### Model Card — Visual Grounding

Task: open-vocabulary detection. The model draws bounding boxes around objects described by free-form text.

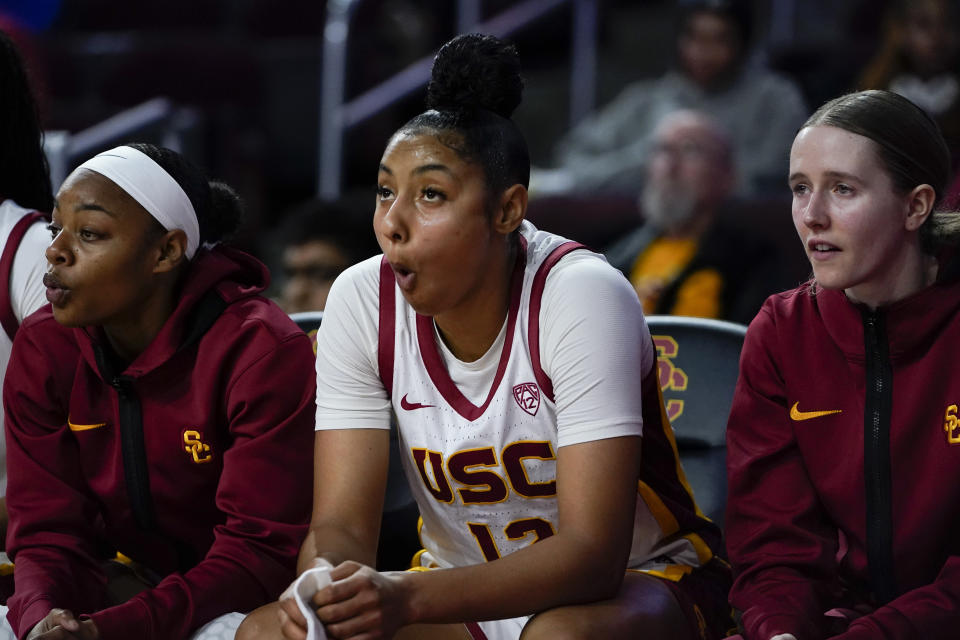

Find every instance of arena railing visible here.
[318,0,599,199]
[43,97,201,191]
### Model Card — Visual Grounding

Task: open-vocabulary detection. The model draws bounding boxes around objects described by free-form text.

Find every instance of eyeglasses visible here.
[651,141,710,160]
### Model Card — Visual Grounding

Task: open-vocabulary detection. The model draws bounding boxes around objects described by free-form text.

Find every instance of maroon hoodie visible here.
[4,246,316,639]
[727,279,960,639]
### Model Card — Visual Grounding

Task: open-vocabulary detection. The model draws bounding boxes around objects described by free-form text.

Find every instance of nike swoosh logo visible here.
[400,394,434,411]
[68,417,107,431]
[790,402,842,421]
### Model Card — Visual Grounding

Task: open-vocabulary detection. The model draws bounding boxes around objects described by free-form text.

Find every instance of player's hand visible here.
[278,597,310,640]
[312,561,412,640]
[27,609,100,639]
[278,557,336,640]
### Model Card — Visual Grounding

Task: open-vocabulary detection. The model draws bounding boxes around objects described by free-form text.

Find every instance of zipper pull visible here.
[111,376,129,396]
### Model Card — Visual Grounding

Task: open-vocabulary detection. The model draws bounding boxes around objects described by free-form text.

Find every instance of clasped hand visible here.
[279,560,412,640]
[27,609,99,640]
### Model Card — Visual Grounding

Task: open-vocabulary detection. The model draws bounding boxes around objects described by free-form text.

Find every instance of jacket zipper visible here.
[111,375,156,531]
[862,310,897,603]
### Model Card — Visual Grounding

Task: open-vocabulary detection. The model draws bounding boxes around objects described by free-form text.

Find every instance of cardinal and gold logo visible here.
[182,429,213,464]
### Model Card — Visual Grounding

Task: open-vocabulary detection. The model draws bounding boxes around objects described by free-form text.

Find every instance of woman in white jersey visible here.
[239,33,731,640]
[0,29,56,558]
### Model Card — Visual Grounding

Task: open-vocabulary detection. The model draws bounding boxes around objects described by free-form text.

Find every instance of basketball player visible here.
[0,28,55,551]
[240,33,731,640]
[2,144,316,639]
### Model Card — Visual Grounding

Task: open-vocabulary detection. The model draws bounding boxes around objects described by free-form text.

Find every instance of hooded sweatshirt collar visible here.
[75,245,270,380]
[818,274,960,364]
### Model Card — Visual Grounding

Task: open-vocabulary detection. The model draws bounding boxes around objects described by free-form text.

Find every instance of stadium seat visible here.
[645,315,748,528]
[290,310,324,354]
[289,310,421,570]
[289,310,325,329]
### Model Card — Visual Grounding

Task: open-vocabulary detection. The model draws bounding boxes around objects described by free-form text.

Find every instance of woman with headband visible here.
[240,33,731,640]
[0,144,316,639]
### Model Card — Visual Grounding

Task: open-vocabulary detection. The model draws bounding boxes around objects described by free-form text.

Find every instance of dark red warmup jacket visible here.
[727,279,960,640]
[4,246,316,639]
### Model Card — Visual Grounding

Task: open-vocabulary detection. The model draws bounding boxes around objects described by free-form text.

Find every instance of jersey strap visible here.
[464,622,490,640]
[0,211,47,342]
[528,241,588,402]
[378,256,397,398]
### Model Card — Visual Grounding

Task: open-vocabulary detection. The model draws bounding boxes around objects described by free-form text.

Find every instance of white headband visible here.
[77,145,201,259]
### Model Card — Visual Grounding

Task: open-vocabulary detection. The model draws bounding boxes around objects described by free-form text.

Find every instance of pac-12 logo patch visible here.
[513,382,541,416]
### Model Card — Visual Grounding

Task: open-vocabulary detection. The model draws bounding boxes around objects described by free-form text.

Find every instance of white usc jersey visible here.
[0,200,48,495]
[380,228,576,567]
[0,199,47,346]
[373,224,713,572]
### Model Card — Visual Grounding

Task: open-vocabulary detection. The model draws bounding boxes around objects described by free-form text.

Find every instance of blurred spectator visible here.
[765,0,891,111]
[531,0,807,198]
[270,195,418,574]
[858,0,960,159]
[603,109,780,324]
[273,197,378,313]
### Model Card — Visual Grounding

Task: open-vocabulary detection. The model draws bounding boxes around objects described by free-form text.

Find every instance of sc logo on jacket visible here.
[182,429,213,463]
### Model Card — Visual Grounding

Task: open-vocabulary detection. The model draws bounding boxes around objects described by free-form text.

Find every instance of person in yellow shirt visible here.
[605,110,780,323]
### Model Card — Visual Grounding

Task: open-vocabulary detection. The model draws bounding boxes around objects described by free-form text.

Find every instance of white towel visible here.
[281,565,332,640]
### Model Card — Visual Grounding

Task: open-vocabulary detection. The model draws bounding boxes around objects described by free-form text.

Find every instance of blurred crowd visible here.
[2,0,960,321]
[1,2,959,637]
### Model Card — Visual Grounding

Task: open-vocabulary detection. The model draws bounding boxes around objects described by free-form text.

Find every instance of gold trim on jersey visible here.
[682,533,714,566]
[653,382,708,521]
[628,564,694,582]
[409,548,430,570]
[638,480,680,536]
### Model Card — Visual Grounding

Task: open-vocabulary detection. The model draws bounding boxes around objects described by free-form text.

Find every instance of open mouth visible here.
[390,262,417,291]
[43,272,70,305]
[809,241,840,254]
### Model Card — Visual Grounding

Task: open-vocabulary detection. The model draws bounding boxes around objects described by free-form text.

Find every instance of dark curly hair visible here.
[396,33,530,200]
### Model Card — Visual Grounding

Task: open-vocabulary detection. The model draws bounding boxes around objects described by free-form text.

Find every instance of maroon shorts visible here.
[462,560,735,640]
[658,560,735,640]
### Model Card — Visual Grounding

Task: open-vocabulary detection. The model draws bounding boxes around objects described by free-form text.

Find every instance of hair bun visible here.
[426,33,523,119]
